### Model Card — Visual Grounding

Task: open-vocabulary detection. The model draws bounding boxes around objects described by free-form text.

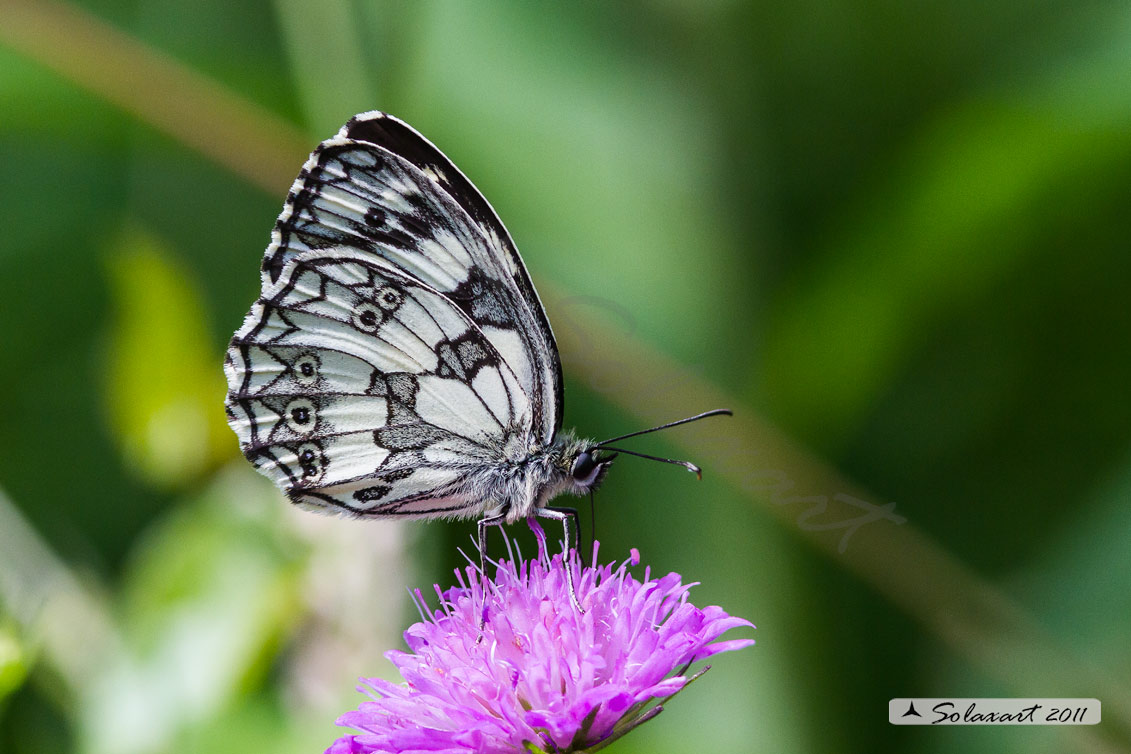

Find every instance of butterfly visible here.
[224,111,730,610]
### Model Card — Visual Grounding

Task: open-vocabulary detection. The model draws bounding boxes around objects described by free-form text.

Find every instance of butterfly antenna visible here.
[592,409,732,447]
[598,447,705,479]
[590,409,731,480]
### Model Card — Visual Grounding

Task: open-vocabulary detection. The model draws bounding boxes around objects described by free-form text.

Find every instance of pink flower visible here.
[326,539,754,754]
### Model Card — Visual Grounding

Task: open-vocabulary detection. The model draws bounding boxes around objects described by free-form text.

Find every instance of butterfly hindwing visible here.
[225,249,531,517]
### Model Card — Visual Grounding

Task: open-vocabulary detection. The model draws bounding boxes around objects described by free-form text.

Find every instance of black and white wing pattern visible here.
[224,112,561,517]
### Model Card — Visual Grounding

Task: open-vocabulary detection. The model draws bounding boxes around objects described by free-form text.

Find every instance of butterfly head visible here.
[567,447,617,493]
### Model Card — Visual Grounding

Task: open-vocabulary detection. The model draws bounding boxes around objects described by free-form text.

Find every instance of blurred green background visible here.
[2,1,1130,752]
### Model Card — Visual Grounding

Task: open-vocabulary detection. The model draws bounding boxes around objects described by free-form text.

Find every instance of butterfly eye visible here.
[352,303,384,332]
[571,451,598,482]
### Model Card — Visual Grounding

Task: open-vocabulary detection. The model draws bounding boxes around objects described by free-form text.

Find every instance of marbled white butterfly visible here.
[224,112,729,609]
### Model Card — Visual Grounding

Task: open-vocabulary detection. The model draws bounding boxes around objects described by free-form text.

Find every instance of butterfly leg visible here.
[477,512,508,581]
[475,512,507,632]
[535,506,584,614]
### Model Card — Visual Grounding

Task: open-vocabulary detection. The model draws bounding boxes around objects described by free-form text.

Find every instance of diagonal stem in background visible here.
[0,0,312,195]
[1,0,1127,749]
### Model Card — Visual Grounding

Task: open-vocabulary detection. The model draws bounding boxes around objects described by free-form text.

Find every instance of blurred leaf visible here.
[81,470,304,754]
[0,486,122,697]
[175,695,322,754]
[1016,449,1131,682]
[117,472,299,652]
[762,93,1131,449]
[0,623,30,705]
[102,228,232,488]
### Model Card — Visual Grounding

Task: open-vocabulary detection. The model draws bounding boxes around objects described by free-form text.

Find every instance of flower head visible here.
[326,539,754,754]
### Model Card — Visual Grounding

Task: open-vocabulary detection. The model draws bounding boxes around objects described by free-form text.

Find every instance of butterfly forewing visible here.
[335,113,564,434]
[261,112,559,441]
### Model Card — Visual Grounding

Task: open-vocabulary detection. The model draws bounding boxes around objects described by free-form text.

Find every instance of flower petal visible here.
[325,542,754,754]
